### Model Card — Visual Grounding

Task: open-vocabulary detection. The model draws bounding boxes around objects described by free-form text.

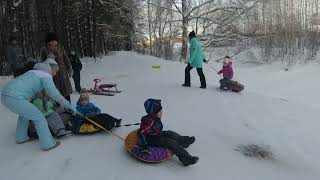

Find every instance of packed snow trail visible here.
[0,52,319,180]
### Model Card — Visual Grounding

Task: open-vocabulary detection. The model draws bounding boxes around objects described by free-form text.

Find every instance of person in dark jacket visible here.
[137,99,198,166]
[69,50,82,93]
[5,37,25,77]
[40,32,73,102]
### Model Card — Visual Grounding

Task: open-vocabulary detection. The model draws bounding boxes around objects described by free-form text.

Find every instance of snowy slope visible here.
[0,51,320,180]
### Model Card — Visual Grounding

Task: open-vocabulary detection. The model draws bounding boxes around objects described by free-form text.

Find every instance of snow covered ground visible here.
[1,51,320,180]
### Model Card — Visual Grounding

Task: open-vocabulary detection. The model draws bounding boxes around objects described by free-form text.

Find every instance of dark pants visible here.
[12,67,25,78]
[13,69,21,78]
[219,78,232,90]
[64,95,71,102]
[73,71,81,92]
[146,131,192,163]
[91,113,120,130]
[184,64,206,87]
[12,62,35,78]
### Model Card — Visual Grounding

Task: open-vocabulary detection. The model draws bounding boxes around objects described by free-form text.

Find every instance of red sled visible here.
[88,78,122,96]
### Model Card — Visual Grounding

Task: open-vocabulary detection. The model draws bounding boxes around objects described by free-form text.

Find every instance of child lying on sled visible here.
[137,99,199,166]
[69,89,121,134]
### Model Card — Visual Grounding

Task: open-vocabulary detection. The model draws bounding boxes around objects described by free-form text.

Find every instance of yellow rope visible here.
[77,113,125,141]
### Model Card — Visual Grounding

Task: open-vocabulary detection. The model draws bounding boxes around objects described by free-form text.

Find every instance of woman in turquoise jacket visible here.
[1,58,77,150]
[183,31,207,88]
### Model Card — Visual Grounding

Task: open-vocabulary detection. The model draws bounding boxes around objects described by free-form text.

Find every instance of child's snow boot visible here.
[182,136,195,148]
[181,156,199,166]
[56,129,72,139]
[114,119,122,128]
[187,156,199,166]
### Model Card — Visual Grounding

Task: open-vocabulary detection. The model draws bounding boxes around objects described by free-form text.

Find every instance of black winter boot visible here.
[181,136,195,148]
[114,119,122,128]
[180,156,199,166]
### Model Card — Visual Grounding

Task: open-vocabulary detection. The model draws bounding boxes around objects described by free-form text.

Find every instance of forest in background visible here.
[0,0,135,61]
[136,0,320,63]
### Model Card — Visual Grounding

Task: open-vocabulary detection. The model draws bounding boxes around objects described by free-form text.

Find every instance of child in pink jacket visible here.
[218,56,234,90]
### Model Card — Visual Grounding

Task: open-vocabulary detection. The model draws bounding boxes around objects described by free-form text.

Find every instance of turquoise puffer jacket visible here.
[188,37,204,68]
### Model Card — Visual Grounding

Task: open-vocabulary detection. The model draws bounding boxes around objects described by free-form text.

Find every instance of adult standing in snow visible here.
[1,59,77,151]
[5,36,25,77]
[40,32,73,102]
[182,31,207,89]
[69,50,82,93]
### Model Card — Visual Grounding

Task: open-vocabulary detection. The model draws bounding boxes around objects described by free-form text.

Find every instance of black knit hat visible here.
[45,32,59,44]
[189,30,196,39]
[225,55,231,59]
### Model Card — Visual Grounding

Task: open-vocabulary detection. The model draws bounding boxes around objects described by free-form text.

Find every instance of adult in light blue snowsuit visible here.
[1,58,77,150]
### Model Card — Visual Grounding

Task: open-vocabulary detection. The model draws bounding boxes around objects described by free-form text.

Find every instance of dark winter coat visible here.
[137,114,163,147]
[69,54,82,72]
[5,45,24,70]
[40,45,73,97]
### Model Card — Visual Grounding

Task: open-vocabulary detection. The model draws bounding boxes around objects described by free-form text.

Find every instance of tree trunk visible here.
[180,0,188,62]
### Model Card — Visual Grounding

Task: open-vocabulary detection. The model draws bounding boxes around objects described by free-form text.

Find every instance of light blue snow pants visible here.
[1,94,56,150]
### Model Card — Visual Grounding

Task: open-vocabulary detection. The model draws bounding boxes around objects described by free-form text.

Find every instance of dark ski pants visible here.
[219,78,232,90]
[184,64,206,88]
[147,131,193,163]
[64,95,71,103]
[73,71,81,92]
[12,67,26,78]
[91,113,120,130]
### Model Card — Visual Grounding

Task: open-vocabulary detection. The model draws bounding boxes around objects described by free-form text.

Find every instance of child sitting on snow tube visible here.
[1,58,77,151]
[27,90,72,138]
[69,90,121,134]
[218,56,234,90]
[137,99,198,166]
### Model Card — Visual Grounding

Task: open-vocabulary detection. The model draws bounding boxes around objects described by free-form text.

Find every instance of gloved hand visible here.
[64,103,77,115]
[47,53,56,60]
[69,70,74,77]
[203,59,207,63]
